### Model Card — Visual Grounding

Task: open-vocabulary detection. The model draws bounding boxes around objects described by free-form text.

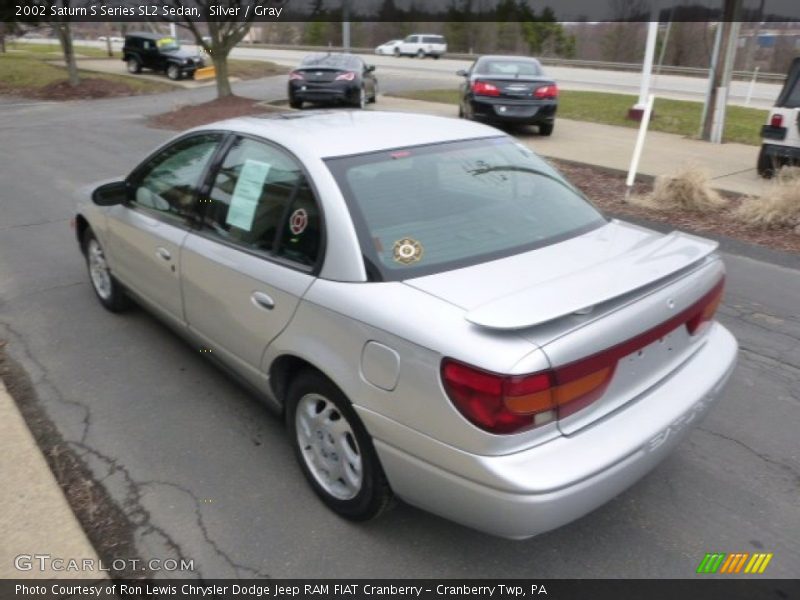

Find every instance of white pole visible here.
[745,65,759,106]
[170,22,177,39]
[633,22,659,112]
[626,94,656,198]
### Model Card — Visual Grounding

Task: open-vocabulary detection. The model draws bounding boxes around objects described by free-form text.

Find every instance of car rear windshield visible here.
[326,137,605,281]
[301,54,360,70]
[476,59,542,77]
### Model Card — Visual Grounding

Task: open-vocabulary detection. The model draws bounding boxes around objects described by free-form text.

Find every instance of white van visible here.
[395,34,447,59]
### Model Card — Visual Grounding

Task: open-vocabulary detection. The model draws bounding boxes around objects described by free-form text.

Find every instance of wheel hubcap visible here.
[295,393,363,500]
[87,240,112,300]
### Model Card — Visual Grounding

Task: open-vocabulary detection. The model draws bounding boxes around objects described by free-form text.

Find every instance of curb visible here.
[0,379,104,579]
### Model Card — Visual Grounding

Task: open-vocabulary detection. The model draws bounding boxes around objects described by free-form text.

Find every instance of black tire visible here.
[82,229,130,313]
[369,83,378,104]
[289,97,303,110]
[354,86,367,109]
[393,48,400,57]
[126,57,141,74]
[539,122,554,136]
[757,146,776,178]
[166,64,181,81]
[416,49,425,59]
[458,104,464,119]
[286,369,393,521]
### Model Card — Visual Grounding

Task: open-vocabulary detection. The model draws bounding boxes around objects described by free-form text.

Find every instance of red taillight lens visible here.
[534,84,559,99]
[770,114,784,128]
[442,277,725,434]
[289,71,304,81]
[335,71,356,81]
[472,80,500,96]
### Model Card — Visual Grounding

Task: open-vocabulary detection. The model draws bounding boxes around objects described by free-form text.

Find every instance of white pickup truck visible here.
[395,34,447,59]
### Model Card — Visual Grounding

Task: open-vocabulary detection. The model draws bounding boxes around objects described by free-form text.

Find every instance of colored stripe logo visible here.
[696,552,773,574]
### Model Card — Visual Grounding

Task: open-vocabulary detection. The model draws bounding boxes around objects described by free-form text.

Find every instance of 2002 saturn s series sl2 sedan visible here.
[75,111,738,539]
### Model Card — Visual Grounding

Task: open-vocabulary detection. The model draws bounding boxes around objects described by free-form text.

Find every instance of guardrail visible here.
[244,42,786,83]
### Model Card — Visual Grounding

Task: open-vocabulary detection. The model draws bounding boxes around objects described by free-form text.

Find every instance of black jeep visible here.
[122,32,205,81]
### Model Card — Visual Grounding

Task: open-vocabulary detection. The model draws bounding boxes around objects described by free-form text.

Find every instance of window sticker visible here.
[393,237,424,265]
[157,37,177,48]
[289,208,308,235]
[226,159,271,231]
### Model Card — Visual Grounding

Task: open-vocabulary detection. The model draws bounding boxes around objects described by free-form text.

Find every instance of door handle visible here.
[251,291,275,311]
[155,247,172,261]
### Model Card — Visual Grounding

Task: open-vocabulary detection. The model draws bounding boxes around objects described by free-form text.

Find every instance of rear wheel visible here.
[286,370,393,520]
[757,146,776,178]
[539,123,554,136]
[166,64,181,81]
[126,58,141,74]
[83,230,130,313]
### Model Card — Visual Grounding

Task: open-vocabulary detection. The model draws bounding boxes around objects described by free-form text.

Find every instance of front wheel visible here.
[126,58,141,74]
[287,370,393,521]
[355,86,367,109]
[83,230,130,313]
[166,64,181,81]
[416,49,425,59]
[289,97,303,110]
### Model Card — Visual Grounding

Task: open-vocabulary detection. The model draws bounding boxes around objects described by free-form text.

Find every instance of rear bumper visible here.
[761,142,800,160]
[469,97,557,124]
[366,323,738,539]
[289,81,358,104]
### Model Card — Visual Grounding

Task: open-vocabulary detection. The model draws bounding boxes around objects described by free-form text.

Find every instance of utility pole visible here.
[342,0,351,51]
[701,0,743,142]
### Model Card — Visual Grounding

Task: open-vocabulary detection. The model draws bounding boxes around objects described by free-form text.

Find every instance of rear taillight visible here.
[534,84,559,99]
[770,114,784,128]
[472,81,500,96]
[289,71,304,81]
[442,277,725,434]
[335,71,356,81]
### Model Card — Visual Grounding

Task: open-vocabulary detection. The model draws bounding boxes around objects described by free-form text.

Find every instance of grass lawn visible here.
[227,58,288,79]
[6,41,110,59]
[0,54,172,97]
[389,88,768,146]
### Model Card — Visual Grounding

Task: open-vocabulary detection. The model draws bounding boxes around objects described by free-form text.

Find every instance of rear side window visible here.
[423,36,444,44]
[477,59,542,77]
[201,137,321,267]
[326,138,604,280]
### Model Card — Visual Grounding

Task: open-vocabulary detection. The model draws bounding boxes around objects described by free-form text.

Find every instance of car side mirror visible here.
[92,180,129,206]
[456,69,468,77]
[367,65,376,72]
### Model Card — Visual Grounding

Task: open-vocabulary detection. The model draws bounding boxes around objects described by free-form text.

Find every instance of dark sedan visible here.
[288,53,378,110]
[457,55,558,135]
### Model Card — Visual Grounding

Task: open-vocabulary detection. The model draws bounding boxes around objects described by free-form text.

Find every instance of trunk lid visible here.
[404,220,717,330]
[296,68,346,83]
[406,220,723,434]
[474,76,553,100]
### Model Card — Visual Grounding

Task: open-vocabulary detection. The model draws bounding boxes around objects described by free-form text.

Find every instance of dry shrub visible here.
[734,167,800,230]
[629,167,727,213]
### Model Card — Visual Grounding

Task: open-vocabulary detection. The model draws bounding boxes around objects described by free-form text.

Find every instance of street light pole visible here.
[342,0,351,51]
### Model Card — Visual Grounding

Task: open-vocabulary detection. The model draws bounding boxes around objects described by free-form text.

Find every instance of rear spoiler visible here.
[465,231,718,330]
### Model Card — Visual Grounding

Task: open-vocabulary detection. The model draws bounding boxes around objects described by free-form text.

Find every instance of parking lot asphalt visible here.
[0,76,798,578]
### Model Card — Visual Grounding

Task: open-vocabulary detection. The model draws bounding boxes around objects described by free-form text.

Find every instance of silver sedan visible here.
[75,111,737,538]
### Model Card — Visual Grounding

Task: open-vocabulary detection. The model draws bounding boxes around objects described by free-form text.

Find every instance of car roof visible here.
[125,32,165,40]
[476,55,541,63]
[198,111,504,159]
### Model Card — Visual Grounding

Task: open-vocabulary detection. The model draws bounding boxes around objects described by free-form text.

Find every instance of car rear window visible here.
[301,53,360,70]
[477,59,542,77]
[326,137,605,280]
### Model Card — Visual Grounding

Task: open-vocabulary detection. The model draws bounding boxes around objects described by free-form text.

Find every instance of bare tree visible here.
[160,0,285,99]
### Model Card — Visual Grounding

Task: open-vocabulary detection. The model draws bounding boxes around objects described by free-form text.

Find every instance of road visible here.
[17,38,784,108]
[0,77,798,579]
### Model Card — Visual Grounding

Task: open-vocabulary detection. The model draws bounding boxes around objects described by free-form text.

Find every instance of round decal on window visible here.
[393,237,424,265]
[289,208,308,235]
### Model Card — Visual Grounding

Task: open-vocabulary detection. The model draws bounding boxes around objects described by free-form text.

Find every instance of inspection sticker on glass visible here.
[226,159,270,231]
